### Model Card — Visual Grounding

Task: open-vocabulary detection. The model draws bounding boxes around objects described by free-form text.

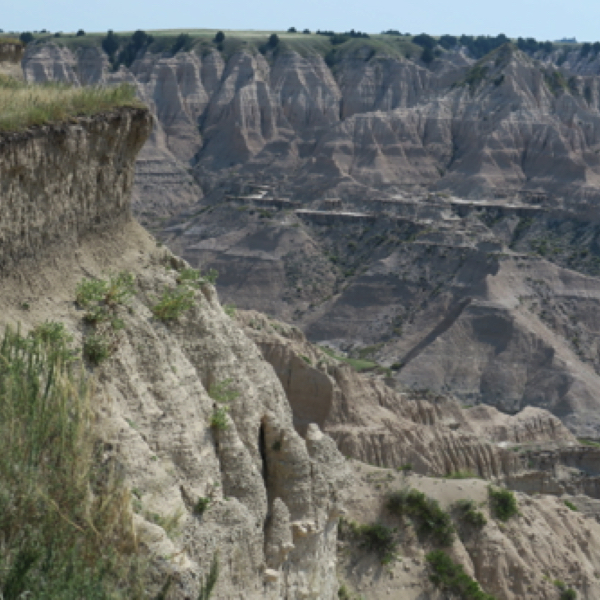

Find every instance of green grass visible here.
[578,438,600,448]
[444,470,479,479]
[564,500,578,512]
[0,77,142,132]
[11,28,422,66]
[319,346,379,372]
[0,326,146,598]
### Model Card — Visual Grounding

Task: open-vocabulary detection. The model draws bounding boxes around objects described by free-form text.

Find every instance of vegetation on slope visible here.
[0,326,146,598]
[0,76,142,132]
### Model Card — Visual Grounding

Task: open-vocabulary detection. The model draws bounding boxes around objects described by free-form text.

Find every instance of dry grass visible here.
[0,77,142,132]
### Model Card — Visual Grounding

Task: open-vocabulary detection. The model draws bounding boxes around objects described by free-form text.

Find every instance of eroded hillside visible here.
[0,106,349,599]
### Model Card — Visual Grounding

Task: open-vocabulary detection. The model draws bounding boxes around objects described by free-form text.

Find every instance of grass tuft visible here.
[0,78,142,132]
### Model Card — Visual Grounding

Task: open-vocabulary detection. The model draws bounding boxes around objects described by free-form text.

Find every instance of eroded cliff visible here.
[0,109,349,599]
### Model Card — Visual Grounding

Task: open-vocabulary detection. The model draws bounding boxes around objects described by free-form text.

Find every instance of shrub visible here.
[223,303,237,318]
[488,486,518,521]
[29,320,76,364]
[209,379,239,431]
[194,497,211,515]
[454,499,487,528]
[214,31,225,43]
[176,267,218,287]
[396,463,413,472]
[338,584,351,599]
[152,285,195,321]
[426,550,495,599]
[445,470,479,479]
[83,332,111,364]
[268,33,280,47]
[19,32,34,44]
[387,488,455,546]
[340,519,397,564]
[555,580,577,599]
[287,27,296,33]
[0,326,146,597]
[76,29,85,36]
[564,500,578,512]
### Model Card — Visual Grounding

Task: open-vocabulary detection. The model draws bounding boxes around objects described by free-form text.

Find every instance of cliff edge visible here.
[0,105,349,598]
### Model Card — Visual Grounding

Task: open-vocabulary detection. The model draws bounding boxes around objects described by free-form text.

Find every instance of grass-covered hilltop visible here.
[2,26,595,70]
[0,76,141,132]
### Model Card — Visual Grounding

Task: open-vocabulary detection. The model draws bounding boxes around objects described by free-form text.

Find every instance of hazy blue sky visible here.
[3,0,597,42]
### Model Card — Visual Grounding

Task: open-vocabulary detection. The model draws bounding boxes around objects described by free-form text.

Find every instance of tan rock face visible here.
[0,108,151,271]
[341,462,600,600]
[237,310,581,481]
[0,114,349,599]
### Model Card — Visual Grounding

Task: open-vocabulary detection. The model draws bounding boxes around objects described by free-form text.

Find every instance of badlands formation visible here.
[7,31,600,598]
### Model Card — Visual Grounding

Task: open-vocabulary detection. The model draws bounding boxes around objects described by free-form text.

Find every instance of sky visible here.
[3,0,598,43]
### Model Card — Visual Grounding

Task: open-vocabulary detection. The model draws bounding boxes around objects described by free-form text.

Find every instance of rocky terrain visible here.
[0,105,350,599]
[12,35,600,597]
[20,33,600,436]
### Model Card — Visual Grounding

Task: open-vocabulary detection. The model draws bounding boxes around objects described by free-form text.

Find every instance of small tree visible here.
[268,33,280,47]
[287,27,296,33]
[102,30,119,57]
[76,29,85,36]
[303,29,311,34]
[131,29,149,49]
[421,47,434,64]
[19,32,34,44]
[214,31,225,43]
[171,33,191,54]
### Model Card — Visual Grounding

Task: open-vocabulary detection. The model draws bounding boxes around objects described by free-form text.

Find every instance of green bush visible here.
[564,500,578,512]
[223,303,237,318]
[194,497,211,516]
[554,580,577,599]
[488,486,518,521]
[176,267,218,287]
[208,379,239,431]
[83,332,111,365]
[426,550,495,599]
[453,499,487,528]
[0,326,146,598]
[342,520,397,564]
[152,285,195,321]
[76,272,135,310]
[387,488,455,546]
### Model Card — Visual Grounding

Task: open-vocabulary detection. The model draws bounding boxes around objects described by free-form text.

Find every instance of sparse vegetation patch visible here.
[0,326,146,597]
[488,486,518,521]
[427,550,496,599]
[387,488,455,546]
[0,77,141,132]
